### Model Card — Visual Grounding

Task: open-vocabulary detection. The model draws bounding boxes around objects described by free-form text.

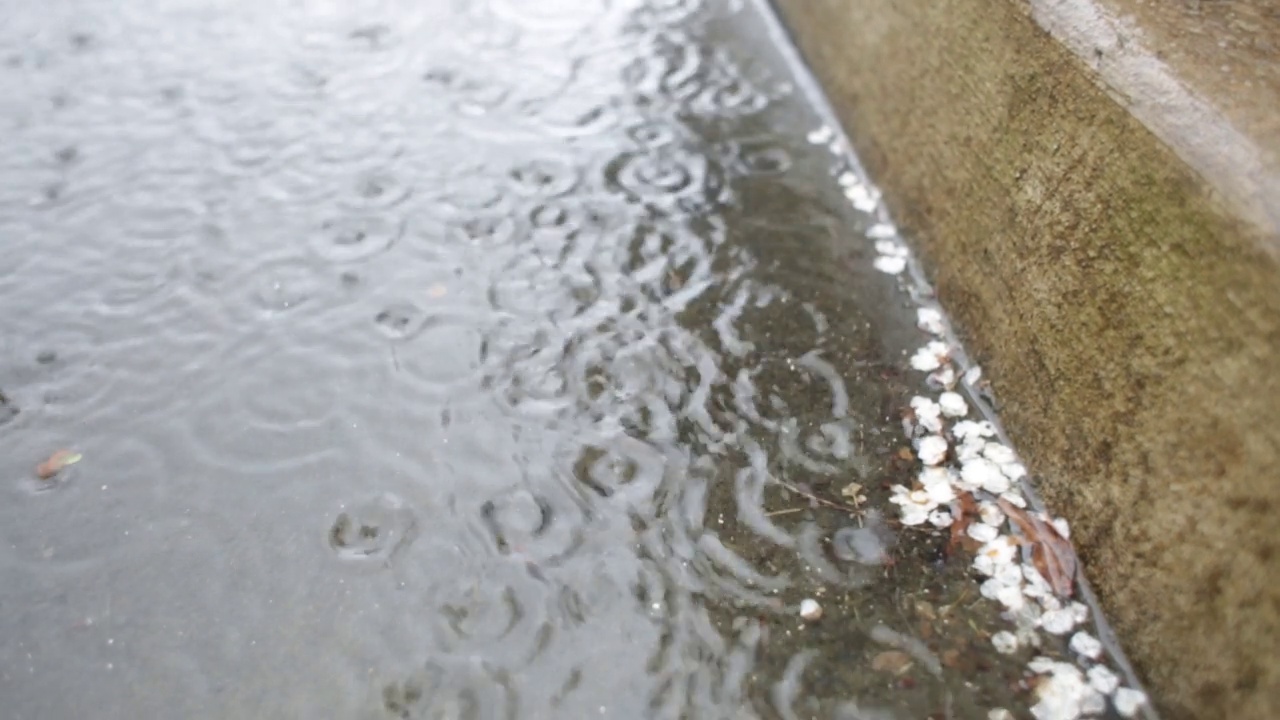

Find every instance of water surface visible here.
[1,1,1043,717]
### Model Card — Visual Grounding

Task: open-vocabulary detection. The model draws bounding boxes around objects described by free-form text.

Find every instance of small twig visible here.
[773,478,860,514]
[764,507,806,518]
[941,585,972,615]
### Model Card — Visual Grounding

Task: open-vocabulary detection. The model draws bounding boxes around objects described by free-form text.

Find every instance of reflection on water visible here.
[1,0,1028,718]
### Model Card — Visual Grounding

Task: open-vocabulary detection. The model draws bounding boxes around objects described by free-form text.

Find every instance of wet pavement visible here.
[0,1,1146,718]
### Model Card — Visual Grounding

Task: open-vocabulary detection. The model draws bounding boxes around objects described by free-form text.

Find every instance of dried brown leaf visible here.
[997,498,1078,597]
[941,648,963,669]
[36,449,81,480]
[948,491,979,552]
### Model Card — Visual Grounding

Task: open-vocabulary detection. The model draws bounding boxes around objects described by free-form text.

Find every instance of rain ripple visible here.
[0,0,930,719]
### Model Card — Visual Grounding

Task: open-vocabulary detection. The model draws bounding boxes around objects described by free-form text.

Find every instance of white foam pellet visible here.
[1040,608,1077,635]
[925,481,954,504]
[844,183,880,211]
[928,365,958,389]
[982,442,1018,465]
[1087,665,1120,695]
[865,222,896,239]
[900,505,929,526]
[873,255,907,274]
[1080,688,1107,716]
[961,458,1009,494]
[953,419,995,440]
[1069,631,1103,660]
[956,436,986,463]
[910,396,943,433]
[1069,602,1089,624]
[807,126,833,144]
[991,631,1019,654]
[1000,491,1028,508]
[994,563,1023,587]
[973,538,1017,575]
[1001,462,1027,482]
[968,523,999,543]
[1113,688,1148,717]
[909,345,943,371]
[928,510,954,528]
[979,502,1007,527]
[918,467,955,490]
[995,584,1025,611]
[1030,664,1090,720]
[939,391,968,417]
[916,435,949,466]
[917,307,945,335]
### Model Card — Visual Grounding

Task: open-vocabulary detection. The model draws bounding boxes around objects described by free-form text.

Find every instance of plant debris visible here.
[948,490,980,552]
[999,498,1078,598]
[870,650,913,674]
[36,449,82,480]
[825,181,1158,718]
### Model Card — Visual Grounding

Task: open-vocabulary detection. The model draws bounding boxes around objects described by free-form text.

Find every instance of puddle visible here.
[0,0,1151,718]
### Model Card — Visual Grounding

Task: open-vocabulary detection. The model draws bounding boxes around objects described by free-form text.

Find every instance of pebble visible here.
[832,523,892,566]
[799,598,822,622]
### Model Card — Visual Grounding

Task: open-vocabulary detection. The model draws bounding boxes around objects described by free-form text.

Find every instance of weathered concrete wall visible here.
[769,0,1280,718]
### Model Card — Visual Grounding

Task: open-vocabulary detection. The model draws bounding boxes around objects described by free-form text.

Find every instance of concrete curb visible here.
[768,1,1280,718]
